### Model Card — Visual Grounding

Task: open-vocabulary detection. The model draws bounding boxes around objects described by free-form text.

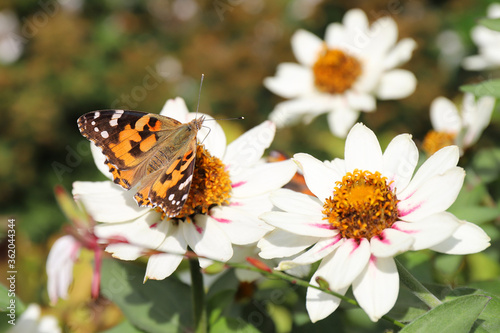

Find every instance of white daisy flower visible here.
[462,4,500,70]
[258,123,490,323]
[422,93,495,155]
[264,8,417,137]
[73,97,296,281]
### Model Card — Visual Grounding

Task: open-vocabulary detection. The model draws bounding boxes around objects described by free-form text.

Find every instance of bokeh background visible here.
[1,0,500,332]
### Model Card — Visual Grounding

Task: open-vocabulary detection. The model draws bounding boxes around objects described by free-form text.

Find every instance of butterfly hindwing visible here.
[135,145,196,217]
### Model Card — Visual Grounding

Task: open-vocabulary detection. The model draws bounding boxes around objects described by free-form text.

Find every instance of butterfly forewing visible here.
[78,109,204,217]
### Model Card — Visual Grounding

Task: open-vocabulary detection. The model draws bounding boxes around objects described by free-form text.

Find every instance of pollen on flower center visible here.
[422,130,456,156]
[176,144,232,218]
[312,47,362,94]
[322,169,399,240]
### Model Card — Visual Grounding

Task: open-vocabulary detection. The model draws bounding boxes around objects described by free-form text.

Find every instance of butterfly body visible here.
[78,110,205,217]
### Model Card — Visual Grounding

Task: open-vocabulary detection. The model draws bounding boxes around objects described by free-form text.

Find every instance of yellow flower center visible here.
[322,169,399,240]
[422,131,456,156]
[312,47,362,94]
[175,144,232,218]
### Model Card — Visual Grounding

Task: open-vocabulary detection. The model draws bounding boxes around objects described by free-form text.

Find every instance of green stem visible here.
[190,257,207,333]
[395,258,442,308]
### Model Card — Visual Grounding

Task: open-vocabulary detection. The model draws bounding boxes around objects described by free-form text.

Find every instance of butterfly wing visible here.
[78,110,203,217]
[134,141,197,217]
[78,110,183,189]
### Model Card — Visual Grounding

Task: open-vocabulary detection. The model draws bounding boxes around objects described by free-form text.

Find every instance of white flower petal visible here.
[263,63,314,98]
[46,235,80,304]
[430,97,461,134]
[229,193,274,217]
[352,256,399,322]
[182,215,233,262]
[231,160,297,198]
[398,145,459,198]
[376,69,416,100]
[327,107,360,138]
[260,211,337,238]
[277,236,342,270]
[364,17,398,56]
[343,9,369,35]
[383,38,417,70]
[72,181,146,223]
[291,29,323,66]
[210,205,273,245]
[370,228,414,258]
[324,23,346,48]
[269,94,339,127]
[344,123,383,173]
[326,238,371,290]
[306,252,350,323]
[145,252,184,281]
[269,188,323,216]
[90,142,113,180]
[102,243,144,260]
[393,212,460,251]
[159,96,190,120]
[398,167,464,221]
[430,221,491,254]
[462,55,490,71]
[257,229,319,259]
[293,153,341,202]
[345,91,376,112]
[224,120,275,168]
[382,133,419,192]
[462,95,495,147]
[94,212,166,254]
[268,96,333,127]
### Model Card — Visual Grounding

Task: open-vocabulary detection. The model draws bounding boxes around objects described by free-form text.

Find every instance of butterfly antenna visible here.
[195,74,204,120]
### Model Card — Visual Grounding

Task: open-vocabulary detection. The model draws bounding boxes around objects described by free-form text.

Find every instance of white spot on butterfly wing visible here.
[168,194,175,201]
[101,131,109,139]
[94,111,100,119]
[179,175,193,190]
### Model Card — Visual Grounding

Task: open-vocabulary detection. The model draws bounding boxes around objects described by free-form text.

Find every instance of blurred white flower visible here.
[0,11,24,64]
[8,304,61,333]
[422,93,496,155]
[462,4,500,70]
[258,123,490,322]
[264,8,417,137]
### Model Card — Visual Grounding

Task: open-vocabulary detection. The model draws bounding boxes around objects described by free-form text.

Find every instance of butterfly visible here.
[78,109,205,218]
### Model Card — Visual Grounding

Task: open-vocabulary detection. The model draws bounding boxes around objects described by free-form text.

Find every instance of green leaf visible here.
[100,259,192,333]
[471,148,500,183]
[460,79,500,98]
[401,295,490,333]
[451,205,500,225]
[446,288,500,332]
[479,18,500,31]
[0,283,25,313]
[209,316,261,333]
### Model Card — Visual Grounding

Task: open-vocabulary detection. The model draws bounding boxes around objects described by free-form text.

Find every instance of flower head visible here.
[73,97,297,281]
[258,123,490,322]
[264,8,417,137]
[422,93,495,155]
[462,4,500,70]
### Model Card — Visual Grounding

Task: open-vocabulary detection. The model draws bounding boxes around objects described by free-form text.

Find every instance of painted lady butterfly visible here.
[78,110,204,217]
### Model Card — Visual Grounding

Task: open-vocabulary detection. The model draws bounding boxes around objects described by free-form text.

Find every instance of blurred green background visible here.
[1,0,500,331]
